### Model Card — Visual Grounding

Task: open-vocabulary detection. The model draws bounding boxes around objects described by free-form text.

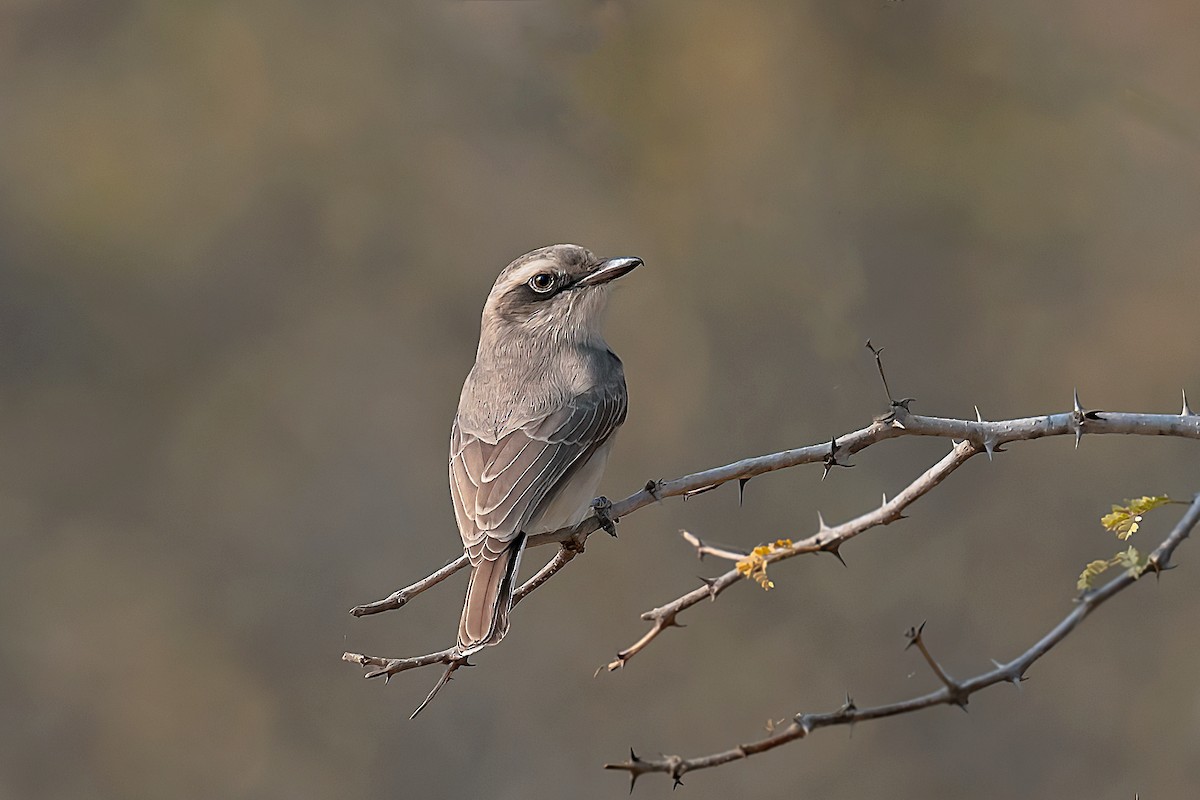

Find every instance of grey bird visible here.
[450,244,640,654]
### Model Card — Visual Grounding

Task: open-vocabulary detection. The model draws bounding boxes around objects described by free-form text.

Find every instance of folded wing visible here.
[450,383,627,563]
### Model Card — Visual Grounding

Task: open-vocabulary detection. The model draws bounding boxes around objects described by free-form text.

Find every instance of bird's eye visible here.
[528,273,556,293]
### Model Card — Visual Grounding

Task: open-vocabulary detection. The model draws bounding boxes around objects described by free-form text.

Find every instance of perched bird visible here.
[450,244,640,654]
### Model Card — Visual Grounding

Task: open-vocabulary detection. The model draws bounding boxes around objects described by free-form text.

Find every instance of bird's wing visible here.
[450,383,626,563]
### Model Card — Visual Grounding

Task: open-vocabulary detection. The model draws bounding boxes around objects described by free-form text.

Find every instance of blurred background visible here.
[2,1,1199,797]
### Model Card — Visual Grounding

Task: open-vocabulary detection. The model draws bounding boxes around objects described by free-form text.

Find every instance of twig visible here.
[603,493,1200,789]
[349,554,469,617]
[679,530,748,562]
[905,621,969,709]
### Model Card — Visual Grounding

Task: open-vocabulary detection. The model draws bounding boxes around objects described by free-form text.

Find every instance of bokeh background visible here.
[3,1,1199,798]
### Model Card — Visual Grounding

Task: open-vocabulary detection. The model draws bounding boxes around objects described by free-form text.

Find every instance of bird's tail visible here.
[458,533,525,654]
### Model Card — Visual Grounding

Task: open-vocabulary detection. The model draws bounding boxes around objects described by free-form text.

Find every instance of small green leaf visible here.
[1116,546,1140,570]
[1077,559,1113,591]
[1101,496,1172,540]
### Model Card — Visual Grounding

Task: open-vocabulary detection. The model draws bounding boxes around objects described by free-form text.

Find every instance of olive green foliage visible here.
[1077,496,1173,590]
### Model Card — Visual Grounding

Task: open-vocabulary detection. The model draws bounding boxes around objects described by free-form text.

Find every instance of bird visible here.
[450,244,640,654]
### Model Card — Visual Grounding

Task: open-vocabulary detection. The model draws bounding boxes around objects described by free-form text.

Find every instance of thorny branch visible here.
[347,398,1200,621]
[345,337,1197,707]
[345,391,1199,683]
[343,341,1199,779]
[603,493,1200,789]
[602,440,976,671]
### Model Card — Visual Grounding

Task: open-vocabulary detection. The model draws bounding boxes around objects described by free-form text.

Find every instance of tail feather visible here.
[458,535,524,652]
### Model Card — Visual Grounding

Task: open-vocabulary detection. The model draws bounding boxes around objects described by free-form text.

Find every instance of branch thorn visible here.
[738,477,750,506]
[904,620,927,650]
[821,437,854,481]
[821,538,848,568]
[1070,389,1104,449]
[1182,389,1195,417]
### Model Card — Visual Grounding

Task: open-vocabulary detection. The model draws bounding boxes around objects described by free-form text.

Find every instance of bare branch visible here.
[342,647,460,680]
[604,493,1200,787]
[349,554,469,617]
[514,540,585,601]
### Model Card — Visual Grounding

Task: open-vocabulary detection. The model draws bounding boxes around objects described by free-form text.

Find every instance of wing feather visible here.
[449,382,626,565]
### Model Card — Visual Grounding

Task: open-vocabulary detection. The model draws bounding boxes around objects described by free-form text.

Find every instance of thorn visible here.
[821,539,848,567]
[973,405,999,459]
[1070,389,1105,449]
[644,479,662,500]
[630,747,641,763]
[1072,388,1085,449]
[738,477,750,506]
[673,776,684,790]
[1143,555,1177,580]
[817,511,832,532]
[821,437,854,481]
[699,575,721,599]
[841,692,857,714]
[1183,389,1195,417]
[881,492,889,507]
[904,620,927,650]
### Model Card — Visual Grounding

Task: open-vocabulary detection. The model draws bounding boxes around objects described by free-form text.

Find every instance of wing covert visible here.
[449,384,626,563]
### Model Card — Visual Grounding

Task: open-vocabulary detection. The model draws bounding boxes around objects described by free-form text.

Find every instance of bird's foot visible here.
[592,496,618,537]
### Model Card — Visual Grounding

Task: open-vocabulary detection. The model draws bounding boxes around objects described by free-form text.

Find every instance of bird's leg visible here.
[592,496,618,537]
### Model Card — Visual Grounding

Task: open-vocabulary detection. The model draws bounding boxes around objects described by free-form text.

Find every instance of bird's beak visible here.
[578,256,643,287]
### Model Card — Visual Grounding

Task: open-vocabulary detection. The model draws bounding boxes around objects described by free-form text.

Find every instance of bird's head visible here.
[480,244,641,348]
